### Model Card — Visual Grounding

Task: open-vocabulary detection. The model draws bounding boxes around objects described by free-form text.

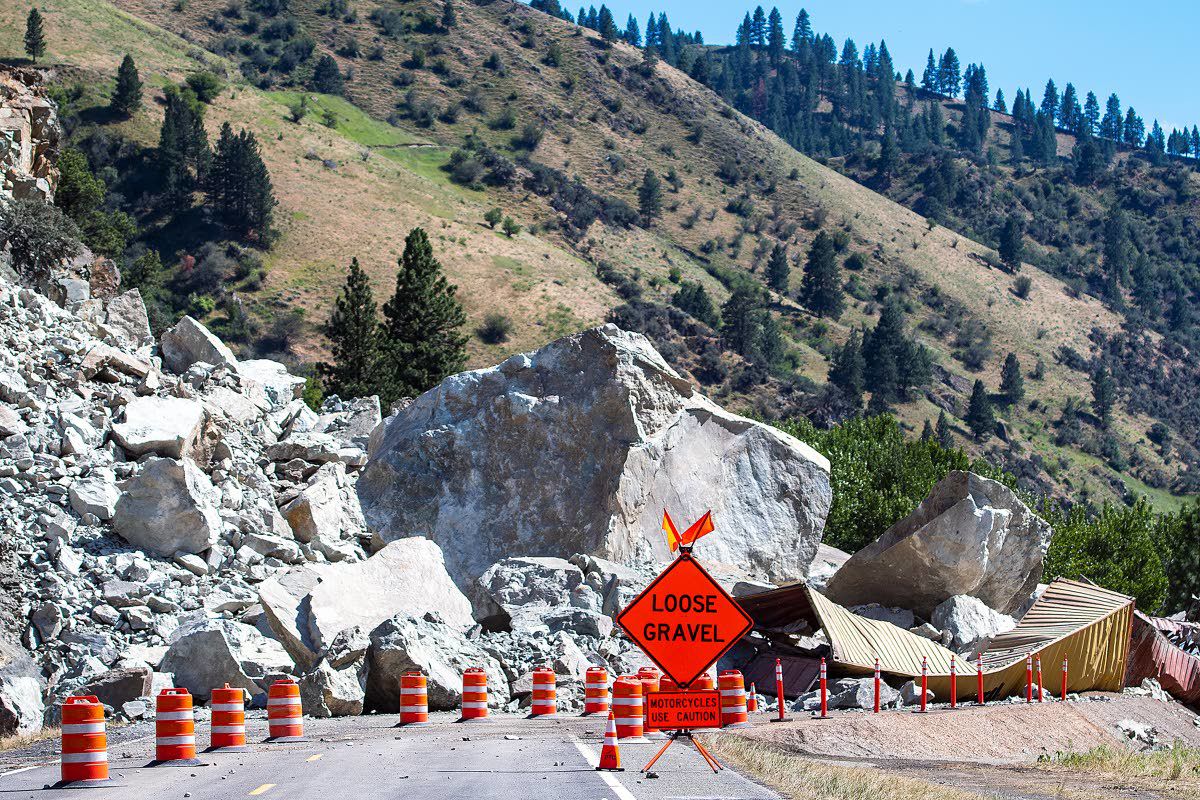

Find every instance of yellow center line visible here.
[306,754,323,762]
[249,784,276,796]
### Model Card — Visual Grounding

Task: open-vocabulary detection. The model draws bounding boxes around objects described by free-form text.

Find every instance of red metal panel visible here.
[740,653,820,699]
[1126,613,1200,706]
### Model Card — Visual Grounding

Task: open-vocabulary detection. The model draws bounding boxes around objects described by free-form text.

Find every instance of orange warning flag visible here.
[662,510,681,553]
[680,510,714,546]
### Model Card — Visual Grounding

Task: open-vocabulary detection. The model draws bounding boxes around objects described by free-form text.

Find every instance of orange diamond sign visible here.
[616,552,754,688]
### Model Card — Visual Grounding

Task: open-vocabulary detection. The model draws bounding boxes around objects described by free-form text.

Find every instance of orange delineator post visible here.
[914,656,929,713]
[58,695,108,787]
[873,657,881,714]
[771,657,791,722]
[747,682,758,713]
[208,684,248,752]
[1025,654,1033,703]
[637,667,665,739]
[1036,655,1044,702]
[267,679,305,741]
[612,675,646,741]
[530,666,557,718]
[596,710,623,771]
[460,667,489,721]
[718,670,750,729]
[949,655,958,710]
[583,666,609,716]
[399,671,429,727]
[154,688,199,764]
[818,657,828,718]
[976,652,985,706]
[1061,657,1069,702]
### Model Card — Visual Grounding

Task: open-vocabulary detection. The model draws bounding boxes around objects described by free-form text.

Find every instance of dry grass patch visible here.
[704,735,993,800]
[0,726,59,753]
[1041,742,1200,782]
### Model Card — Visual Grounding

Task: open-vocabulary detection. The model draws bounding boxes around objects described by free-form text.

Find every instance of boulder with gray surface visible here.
[112,457,222,556]
[826,471,1052,617]
[160,315,239,374]
[365,614,509,712]
[110,396,205,459]
[159,616,294,703]
[472,557,608,638]
[358,324,832,591]
[931,595,1017,654]
[104,289,152,349]
[0,640,45,737]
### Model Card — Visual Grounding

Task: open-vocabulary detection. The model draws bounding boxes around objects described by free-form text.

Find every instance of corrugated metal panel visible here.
[1126,612,1200,705]
[926,579,1134,701]
[740,654,820,699]
[737,583,818,630]
[806,586,960,676]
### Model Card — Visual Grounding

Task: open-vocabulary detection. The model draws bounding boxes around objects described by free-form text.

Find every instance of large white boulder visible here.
[306,538,473,652]
[104,289,152,349]
[160,315,239,375]
[110,396,205,459]
[0,640,45,737]
[257,568,322,670]
[826,471,1052,617]
[112,457,221,556]
[240,359,306,411]
[932,595,1017,654]
[159,616,293,703]
[357,325,832,589]
[68,469,120,520]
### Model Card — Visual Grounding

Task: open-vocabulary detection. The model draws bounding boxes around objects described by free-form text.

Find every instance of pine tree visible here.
[965,379,993,439]
[791,9,811,52]
[638,169,662,226]
[672,281,718,327]
[624,14,641,46]
[312,54,344,94]
[750,6,767,48]
[921,50,937,93]
[380,228,468,402]
[1123,107,1144,147]
[111,54,143,117]
[766,7,785,63]
[720,287,763,356]
[998,214,1023,272]
[936,410,954,449]
[875,126,899,185]
[207,122,276,242]
[1101,93,1123,141]
[921,419,935,441]
[862,298,929,404]
[798,230,843,318]
[1091,365,1116,427]
[1040,79,1059,120]
[159,86,209,210]
[1000,352,1024,405]
[765,243,789,293]
[596,5,618,40]
[24,8,46,64]
[994,88,1006,114]
[441,0,457,29]
[1103,208,1130,288]
[828,329,865,406]
[318,258,381,399]
[1058,83,1080,132]
[1083,91,1100,134]
[936,48,960,96]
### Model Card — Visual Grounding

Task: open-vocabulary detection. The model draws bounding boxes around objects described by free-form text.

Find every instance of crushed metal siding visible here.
[927,579,1134,701]
[740,654,820,699]
[1126,612,1200,706]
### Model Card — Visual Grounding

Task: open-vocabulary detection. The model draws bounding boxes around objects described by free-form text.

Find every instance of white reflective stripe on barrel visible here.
[399,705,426,713]
[61,723,105,734]
[724,705,747,713]
[614,717,641,726]
[461,701,488,709]
[611,697,641,705]
[61,752,108,764]
[211,703,243,712]
[156,711,193,721]
[585,683,608,690]
[719,689,743,697]
[267,697,301,707]
[155,736,195,746]
[400,687,427,695]
[211,725,245,734]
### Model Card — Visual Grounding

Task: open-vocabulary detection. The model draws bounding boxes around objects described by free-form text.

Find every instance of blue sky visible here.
[572,0,1195,132]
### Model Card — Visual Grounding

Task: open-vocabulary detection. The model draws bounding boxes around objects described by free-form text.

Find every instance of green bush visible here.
[774,415,1014,553]
[1042,499,1168,613]
[185,71,225,103]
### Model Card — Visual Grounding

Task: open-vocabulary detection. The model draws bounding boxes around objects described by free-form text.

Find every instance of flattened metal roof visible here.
[1127,612,1200,706]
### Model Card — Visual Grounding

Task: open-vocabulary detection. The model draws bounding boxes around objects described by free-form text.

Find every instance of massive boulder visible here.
[112,457,221,556]
[826,471,1052,617]
[305,538,473,652]
[159,315,239,375]
[365,614,508,712]
[358,325,832,589]
[159,616,293,703]
[472,557,611,638]
[0,639,45,737]
[110,396,205,459]
[932,595,1017,654]
[103,289,152,349]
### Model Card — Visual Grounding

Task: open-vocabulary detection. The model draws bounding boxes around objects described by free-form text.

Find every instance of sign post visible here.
[616,512,753,775]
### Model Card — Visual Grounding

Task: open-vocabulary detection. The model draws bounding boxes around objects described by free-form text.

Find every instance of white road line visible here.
[570,736,637,800]
[0,766,39,778]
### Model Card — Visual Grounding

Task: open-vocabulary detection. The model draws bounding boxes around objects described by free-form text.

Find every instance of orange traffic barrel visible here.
[266,679,306,742]
[529,666,557,718]
[692,671,715,691]
[582,666,609,716]
[459,667,489,722]
[208,684,248,752]
[56,695,108,787]
[719,670,751,728]
[637,667,666,740]
[153,688,201,765]
[659,675,678,691]
[398,671,429,727]
[611,676,647,742]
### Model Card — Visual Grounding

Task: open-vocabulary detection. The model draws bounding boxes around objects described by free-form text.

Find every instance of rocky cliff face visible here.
[358,324,833,589]
[0,67,59,204]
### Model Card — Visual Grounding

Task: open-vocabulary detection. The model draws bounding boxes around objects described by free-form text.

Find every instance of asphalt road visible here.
[0,712,777,800]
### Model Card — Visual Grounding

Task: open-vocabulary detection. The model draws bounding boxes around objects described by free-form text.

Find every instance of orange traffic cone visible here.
[596,710,623,772]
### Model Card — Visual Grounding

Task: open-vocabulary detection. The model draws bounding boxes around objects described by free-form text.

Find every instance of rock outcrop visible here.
[358,324,832,589]
[825,471,1052,617]
[0,67,59,203]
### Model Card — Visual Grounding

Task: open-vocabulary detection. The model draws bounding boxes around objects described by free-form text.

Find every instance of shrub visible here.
[185,71,225,103]
[1013,274,1033,298]
[476,313,513,344]
[0,199,83,286]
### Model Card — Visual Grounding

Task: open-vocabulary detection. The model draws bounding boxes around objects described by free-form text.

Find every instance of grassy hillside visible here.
[1,0,1186,509]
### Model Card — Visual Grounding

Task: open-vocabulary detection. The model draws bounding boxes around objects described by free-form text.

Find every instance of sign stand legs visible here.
[640,730,723,775]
